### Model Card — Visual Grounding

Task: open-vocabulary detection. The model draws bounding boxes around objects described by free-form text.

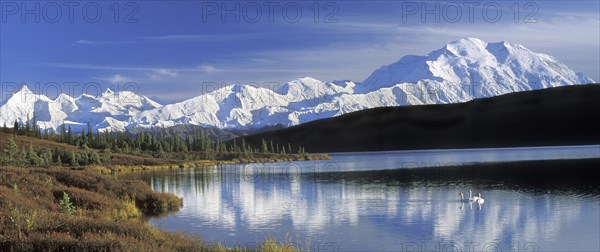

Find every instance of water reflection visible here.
[140,152,600,251]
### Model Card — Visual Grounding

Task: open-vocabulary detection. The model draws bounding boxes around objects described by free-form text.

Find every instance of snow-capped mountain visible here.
[359,37,593,93]
[0,86,162,132]
[0,38,594,132]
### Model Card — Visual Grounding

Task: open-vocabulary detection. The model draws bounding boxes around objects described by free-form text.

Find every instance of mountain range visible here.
[0,38,594,132]
[236,84,600,152]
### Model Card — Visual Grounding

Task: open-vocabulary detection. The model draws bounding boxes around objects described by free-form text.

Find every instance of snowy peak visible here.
[0,85,163,132]
[276,77,321,94]
[18,85,34,94]
[104,88,114,94]
[360,38,594,92]
[2,85,36,104]
[440,37,488,58]
[0,38,595,131]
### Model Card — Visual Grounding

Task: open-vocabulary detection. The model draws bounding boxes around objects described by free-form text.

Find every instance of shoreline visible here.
[0,165,305,251]
[83,153,332,173]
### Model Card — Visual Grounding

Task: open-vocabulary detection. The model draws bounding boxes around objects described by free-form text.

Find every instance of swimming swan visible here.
[476,193,485,205]
[459,192,468,202]
[469,190,479,202]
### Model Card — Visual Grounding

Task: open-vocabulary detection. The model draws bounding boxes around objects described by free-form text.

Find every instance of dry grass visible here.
[0,131,79,153]
[1,131,324,251]
[0,166,199,251]
[0,166,306,251]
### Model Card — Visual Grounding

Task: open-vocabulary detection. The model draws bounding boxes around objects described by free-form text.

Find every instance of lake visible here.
[138,145,600,251]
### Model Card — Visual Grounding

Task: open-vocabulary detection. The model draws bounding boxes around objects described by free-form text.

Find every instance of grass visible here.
[0,131,325,251]
[0,166,190,251]
[0,165,303,251]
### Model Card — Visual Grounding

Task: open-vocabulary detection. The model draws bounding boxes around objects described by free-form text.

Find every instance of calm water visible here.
[139,146,600,251]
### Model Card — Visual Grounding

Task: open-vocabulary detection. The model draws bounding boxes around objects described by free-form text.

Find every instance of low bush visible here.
[0,166,200,251]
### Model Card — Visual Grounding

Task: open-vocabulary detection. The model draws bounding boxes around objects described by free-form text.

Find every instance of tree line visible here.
[1,114,307,166]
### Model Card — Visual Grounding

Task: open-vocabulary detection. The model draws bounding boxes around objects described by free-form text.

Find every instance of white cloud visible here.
[75,40,96,45]
[199,65,217,73]
[147,69,178,80]
[152,69,178,78]
[94,74,135,84]
[73,39,137,45]
[106,74,131,83]
[74,33,261,46]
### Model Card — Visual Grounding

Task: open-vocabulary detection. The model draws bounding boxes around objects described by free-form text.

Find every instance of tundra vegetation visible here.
[0,125,318,251]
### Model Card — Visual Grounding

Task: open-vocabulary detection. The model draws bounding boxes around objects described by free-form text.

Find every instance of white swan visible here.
[459,192,468,202]
[459,192,467,209]
[469,190,479,202]
[476,193,485,205]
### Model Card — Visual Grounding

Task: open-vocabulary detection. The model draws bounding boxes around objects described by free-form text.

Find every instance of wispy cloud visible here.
[198,65,217,73]
[74,39,137,45]
[75,33,260,46]
[44,62,320,75]
[95,74,134,83]
[46,63,185,74]
[148,69,178,80]
[140,34,255,41]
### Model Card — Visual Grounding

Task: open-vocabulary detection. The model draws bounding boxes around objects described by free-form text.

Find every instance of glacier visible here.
[0,38,594,132]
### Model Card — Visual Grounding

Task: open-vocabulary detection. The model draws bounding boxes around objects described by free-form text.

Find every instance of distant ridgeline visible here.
[233,84,600,153]
[1,38,595,132]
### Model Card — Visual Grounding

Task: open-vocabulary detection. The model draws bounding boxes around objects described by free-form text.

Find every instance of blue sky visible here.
[1,0,598,102]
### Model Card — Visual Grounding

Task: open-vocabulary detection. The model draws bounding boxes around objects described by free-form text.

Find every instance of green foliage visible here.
[2,117,311,166]
[13,120,19,134]
[262,139,269,153]
[6,136,19,159]
[59,192,76,215]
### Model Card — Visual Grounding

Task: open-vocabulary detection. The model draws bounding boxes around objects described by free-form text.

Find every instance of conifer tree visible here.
[13,120,19,135]
[262,139,268,153]
[7,136,18,160]
[25,114,30,133]
[67,127,73,144]
[70,150,77,166]
[60,124,66,142]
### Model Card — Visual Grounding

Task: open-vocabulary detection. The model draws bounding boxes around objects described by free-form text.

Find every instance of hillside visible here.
[0,130,179,167]
[0,126,328,168]
[234,84,600,153]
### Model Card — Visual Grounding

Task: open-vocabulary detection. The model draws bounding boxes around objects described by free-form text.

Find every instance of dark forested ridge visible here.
[234,84,600,153]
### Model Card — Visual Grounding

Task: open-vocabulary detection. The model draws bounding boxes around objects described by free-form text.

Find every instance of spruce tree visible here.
[87,123,93,143]
[262,139,268,153]
[67,127,73,144]
[27,144,39,165]
[13,120,19,135]
[25,114,30,133]
[60,124,66,142]
[70,151,77,166]
[7,136,18,160]
[32,112,38,137]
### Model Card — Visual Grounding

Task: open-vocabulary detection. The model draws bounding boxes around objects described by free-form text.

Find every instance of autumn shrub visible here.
[0,166,200,251]
[136,191,183,215]
[0,165,298,251]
